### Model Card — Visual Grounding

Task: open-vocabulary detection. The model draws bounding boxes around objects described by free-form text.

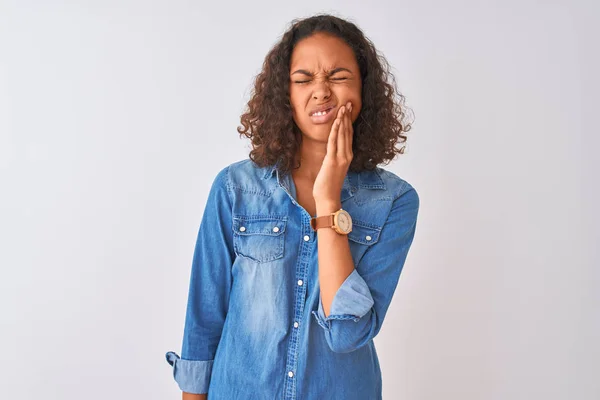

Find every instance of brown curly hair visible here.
[237,13,414,176]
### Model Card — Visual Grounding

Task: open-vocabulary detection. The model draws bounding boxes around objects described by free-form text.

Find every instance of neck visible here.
[292,138,327,181]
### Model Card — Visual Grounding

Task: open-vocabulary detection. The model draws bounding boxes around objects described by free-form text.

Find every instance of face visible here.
[289,32,362,141]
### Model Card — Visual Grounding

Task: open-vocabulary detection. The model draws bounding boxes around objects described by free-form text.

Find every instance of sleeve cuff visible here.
[165,351,214,394]
[311,269,375,330]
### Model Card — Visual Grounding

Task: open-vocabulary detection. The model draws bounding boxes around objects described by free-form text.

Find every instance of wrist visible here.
[315,199,342,216]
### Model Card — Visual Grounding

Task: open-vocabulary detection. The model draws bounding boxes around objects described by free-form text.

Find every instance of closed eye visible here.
[294,77,348,84]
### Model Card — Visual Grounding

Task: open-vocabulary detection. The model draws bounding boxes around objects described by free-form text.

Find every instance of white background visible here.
[1,1,598,399]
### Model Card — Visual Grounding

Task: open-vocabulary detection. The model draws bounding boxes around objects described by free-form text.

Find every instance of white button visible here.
[303,235,310,241]
[294,321,299,328]
[365,235,372,241]
[239,226,246,232]
[288,371,294,378]
[297,280,303,286]
[273,226,279,233]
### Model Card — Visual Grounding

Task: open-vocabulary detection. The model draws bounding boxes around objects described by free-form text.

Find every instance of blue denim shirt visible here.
[165,158,419,399]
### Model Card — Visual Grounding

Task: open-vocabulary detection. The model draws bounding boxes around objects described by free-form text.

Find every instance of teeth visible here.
[312,108,330,117]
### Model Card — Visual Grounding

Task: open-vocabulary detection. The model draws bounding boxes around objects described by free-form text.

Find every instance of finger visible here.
[327,107,343,157]
[338,106,347,160]
[347,105,354,159]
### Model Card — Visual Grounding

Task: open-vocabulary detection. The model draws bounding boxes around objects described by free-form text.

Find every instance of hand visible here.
[312,101,354,210]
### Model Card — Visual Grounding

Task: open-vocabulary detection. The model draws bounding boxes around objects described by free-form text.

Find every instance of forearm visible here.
[183,392,207,400]
[315,199,356,317]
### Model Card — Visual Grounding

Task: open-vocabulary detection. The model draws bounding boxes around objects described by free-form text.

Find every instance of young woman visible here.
[166,13,420,400]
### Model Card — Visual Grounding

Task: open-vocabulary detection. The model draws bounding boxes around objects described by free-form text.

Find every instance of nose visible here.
[312,79,331,101]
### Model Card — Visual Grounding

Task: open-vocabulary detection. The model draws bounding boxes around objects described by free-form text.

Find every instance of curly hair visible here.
[237,13,414,176]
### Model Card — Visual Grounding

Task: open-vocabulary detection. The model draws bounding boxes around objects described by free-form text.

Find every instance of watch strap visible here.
[310,214,335,231]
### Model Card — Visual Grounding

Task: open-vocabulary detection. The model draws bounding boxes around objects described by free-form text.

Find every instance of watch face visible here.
[336,210,352,233]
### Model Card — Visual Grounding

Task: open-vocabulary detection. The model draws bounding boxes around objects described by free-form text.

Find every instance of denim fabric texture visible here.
[165,158,420,399]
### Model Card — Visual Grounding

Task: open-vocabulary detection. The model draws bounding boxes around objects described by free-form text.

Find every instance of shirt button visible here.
[303,235,310,241]
[297,280,303,286]
[239,226,246,232]
[294,321,299,328]
[365,235,372,241]
[273,226,280,233]
[288,371,294,378]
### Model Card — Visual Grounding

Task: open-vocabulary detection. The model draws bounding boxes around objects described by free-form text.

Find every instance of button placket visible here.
[284,215,314,400]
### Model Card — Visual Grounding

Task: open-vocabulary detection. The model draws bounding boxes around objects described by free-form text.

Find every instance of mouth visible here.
[309,106,336,124]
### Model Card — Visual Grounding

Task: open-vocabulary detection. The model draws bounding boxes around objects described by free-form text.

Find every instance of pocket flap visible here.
[348,222,381,245]
[232,216,287,236]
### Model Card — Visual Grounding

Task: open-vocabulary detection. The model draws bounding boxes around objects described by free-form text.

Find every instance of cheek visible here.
[354,98,362,113]
[352,86,362,112]
[291,101,303,118]
[349,97,362,123]
[346,92,362,114]
[289,92,304,115]
[340,85,361,106]
[289,100,300,118]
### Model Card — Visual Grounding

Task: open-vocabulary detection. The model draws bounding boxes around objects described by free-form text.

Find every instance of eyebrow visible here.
[290,67,352,77]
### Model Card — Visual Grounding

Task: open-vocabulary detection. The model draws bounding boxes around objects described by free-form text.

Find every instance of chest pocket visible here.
[232,215,287,263]
[347,221,382,266]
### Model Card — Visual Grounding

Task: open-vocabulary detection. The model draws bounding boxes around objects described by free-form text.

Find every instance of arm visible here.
[182,393,207,400]
[314,197,354,319]
[312,184,420,353]
[165,166,235,394]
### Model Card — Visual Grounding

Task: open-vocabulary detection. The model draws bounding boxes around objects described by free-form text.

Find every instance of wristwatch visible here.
[310,208,353,235]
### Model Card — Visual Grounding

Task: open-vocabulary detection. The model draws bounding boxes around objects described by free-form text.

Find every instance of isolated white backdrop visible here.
[0,1,598,399]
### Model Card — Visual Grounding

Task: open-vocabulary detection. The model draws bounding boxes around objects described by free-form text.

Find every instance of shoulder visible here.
[375,167,419,208]
[225,158,268,178]
[214,158,274,195]
[212,159,263,181]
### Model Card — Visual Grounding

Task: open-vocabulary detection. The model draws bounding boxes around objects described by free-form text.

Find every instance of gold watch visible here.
[310,208,353,235]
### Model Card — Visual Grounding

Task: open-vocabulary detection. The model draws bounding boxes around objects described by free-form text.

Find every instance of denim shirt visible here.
[165,158,420,399]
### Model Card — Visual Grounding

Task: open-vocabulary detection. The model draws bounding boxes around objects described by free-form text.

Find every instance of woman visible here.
[166,13,419,400]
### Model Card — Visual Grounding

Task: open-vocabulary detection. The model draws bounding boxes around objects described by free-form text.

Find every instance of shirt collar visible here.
[262,161,386,196]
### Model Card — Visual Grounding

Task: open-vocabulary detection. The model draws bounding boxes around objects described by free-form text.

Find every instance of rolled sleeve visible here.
[165,165,235,394]
[165,351,214,394]
[312,269,375,330]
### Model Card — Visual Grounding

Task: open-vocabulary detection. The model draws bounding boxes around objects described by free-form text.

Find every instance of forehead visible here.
[289,33,358,71]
